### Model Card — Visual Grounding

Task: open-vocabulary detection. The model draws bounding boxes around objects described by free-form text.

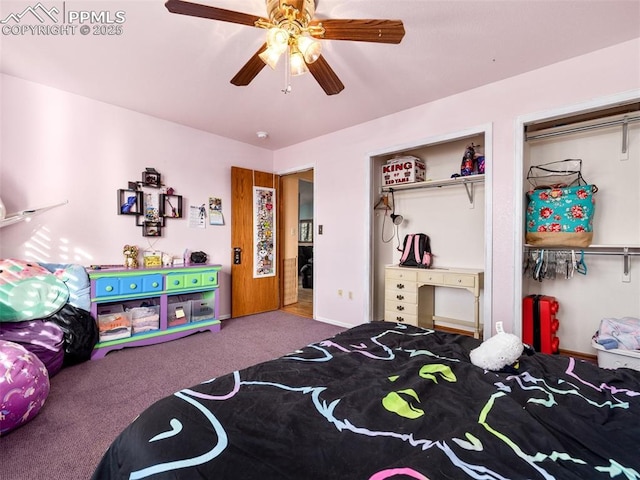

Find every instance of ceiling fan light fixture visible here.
[266,27,289,48]
[296,35,322,64]
[259,44,286,69]
[289,48,309,76]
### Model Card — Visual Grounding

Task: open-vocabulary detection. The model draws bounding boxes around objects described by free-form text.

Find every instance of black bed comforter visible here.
[92,322,640,479]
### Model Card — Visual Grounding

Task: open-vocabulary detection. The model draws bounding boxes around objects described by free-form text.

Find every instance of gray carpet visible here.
[0,312,345,480]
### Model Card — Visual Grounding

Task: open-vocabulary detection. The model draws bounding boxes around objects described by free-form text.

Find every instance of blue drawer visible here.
[142,274,163,293]
[95,277,120,298]
[119,276,144,295]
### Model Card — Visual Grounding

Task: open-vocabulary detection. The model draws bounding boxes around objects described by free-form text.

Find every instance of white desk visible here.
[384,265,484,338]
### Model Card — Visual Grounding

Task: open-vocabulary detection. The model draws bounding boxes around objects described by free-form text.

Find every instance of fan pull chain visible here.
[282,46,292,94]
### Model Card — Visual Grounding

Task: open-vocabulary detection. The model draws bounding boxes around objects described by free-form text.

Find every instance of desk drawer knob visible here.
[396,294,404,300]
[192,279,199,284]
[457,279,462,284]
[105,286,113,292]
[396,305,404,311]
[129,283,137,290]
[396,316,405,322]
[396,283,405,289]
[152,282,159,288]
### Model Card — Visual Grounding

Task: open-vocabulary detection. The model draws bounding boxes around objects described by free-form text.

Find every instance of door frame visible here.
[276,164,315,317]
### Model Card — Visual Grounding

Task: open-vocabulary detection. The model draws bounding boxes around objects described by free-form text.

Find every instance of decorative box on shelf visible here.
[382,156,426,186]
[87,264,221,359]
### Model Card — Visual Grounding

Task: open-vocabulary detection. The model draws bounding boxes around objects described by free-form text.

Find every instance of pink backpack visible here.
[398,233,432,268]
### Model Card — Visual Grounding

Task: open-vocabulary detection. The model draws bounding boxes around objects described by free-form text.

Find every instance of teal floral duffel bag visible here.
[526,183,598,247]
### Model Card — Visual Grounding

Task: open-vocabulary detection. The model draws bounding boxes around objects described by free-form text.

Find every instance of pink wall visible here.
[2,39,638,331]
[0,75,273,317]
[274,39,640,332]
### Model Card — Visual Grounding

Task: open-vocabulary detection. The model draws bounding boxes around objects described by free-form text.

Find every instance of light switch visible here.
[318,225,323,235]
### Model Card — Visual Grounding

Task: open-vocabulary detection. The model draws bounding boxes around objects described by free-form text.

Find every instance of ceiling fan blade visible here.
[307,55,344,96]
[165,0,266,27]
[230,44,268,86]
[309,19,405,44]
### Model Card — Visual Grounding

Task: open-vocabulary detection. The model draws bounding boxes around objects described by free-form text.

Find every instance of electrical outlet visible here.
[338,289,343,297]
[495,321,504,334]
[348,291,353,300]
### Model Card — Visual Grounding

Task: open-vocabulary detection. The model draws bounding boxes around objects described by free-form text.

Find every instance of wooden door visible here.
[231,167,280,317]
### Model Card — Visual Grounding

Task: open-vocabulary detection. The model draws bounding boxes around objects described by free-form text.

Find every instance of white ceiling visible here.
[1,0,639,150]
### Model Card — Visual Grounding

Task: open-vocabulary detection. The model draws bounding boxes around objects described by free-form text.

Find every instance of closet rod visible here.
[524,247,640,257]
[526,115,640,141]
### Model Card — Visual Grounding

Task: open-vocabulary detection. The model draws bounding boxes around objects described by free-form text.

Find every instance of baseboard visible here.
[559,348,597,364]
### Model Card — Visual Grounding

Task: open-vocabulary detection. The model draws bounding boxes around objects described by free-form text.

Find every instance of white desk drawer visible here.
[385,268,418,282]
[444,273,475,288]
[384,310,418,326]
[385,278,418,293]
[385,299,418,316]
[385,290,417,304]
[418,271,444,284]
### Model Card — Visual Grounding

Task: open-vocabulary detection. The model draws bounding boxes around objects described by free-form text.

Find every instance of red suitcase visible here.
[523,295,560,354]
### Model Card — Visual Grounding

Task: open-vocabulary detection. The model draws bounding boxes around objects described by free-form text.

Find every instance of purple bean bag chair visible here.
[0,340,50,436]
[0,320,65,377]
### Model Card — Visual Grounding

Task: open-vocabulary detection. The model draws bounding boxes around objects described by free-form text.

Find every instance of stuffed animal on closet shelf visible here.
[123,245,139,269]
[470,332,534,373]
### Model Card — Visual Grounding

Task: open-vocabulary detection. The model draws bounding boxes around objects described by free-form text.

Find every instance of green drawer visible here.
[200,270,218,287]
[166,273,186,291]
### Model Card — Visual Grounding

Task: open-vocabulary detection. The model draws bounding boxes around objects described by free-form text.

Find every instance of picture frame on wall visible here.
[118,189,143,215]
[142,221,162,237]
[159,194,183,218]
[142,168,161,188]
[299,219,313,243]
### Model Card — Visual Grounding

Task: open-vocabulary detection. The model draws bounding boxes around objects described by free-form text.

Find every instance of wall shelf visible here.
[381,174,485,204]
[0,201,68,228]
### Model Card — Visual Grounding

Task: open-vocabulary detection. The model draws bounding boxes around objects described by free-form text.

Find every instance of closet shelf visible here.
[0,201,68,228]
[381,174,484,204]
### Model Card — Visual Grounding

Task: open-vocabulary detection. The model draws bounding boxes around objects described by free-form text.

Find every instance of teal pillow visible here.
[0,259,69,322]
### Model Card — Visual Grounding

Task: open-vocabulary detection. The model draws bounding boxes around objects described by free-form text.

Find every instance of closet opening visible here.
[514,93,640,356]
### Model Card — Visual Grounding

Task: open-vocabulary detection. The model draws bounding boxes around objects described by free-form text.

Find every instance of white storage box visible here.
[191,297,215,323]
[382,156,426,186]
[97,305,132,342]
[592,340,640,371]
[128,305,160,334]
[168,300,191,327]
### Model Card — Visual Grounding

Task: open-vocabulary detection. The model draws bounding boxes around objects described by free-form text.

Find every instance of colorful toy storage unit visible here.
[88,265,221,359]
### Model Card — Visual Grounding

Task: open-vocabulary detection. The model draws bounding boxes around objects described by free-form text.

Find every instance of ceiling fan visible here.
[164,0,405,95]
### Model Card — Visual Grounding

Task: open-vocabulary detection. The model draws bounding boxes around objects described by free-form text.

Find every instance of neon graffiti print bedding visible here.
[91,322,640,480]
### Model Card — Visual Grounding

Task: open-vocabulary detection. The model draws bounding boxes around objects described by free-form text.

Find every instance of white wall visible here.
[273,39,640,340]
[0,74,273,318]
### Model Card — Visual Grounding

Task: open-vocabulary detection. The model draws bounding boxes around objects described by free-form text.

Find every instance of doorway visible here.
[280,170,313,318]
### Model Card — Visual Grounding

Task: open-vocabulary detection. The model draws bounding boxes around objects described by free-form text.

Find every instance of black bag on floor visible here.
[49,304,99,365]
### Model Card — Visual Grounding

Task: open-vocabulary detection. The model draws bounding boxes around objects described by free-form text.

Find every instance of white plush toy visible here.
[470,332,525,372]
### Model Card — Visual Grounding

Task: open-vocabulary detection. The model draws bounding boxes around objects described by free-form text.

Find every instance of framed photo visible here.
[142,221,162,237]
[160,194,183,218]
[142,168,161,188]
[118,189,143,215]
[299,219,313,243]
